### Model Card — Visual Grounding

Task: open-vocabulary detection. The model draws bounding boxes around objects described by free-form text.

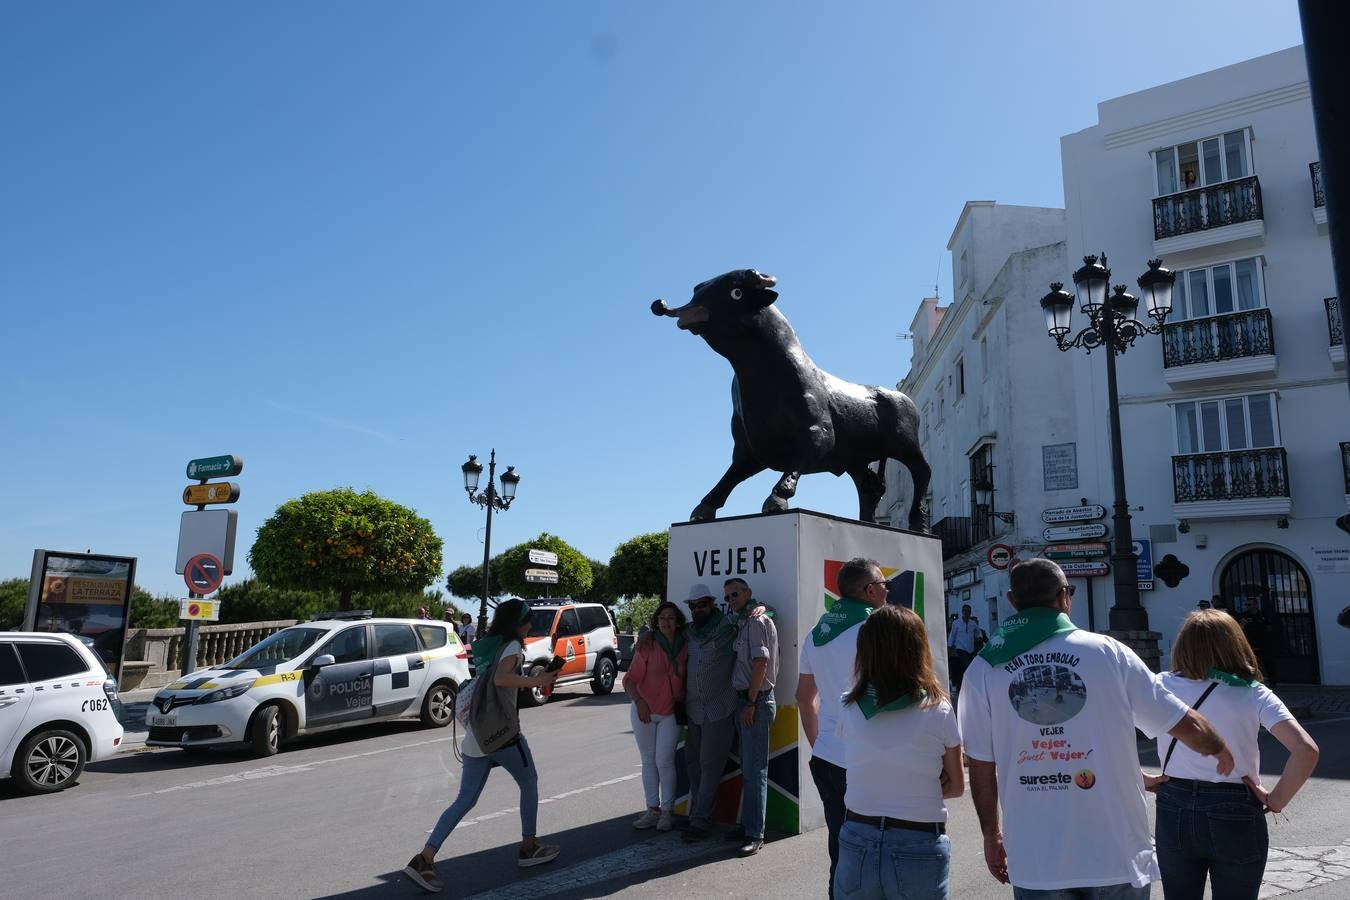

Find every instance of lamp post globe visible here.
[462,449,519,637]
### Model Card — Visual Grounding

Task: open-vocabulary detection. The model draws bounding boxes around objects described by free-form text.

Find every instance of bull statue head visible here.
[650,269,778,336]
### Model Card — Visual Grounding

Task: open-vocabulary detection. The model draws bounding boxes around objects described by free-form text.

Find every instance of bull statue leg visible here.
[763,471,803,514]
[899,446,931,533]
[848,461,887,523]
[692,451,765,521]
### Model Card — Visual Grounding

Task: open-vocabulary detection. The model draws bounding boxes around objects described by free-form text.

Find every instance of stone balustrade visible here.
[121,620,298,690]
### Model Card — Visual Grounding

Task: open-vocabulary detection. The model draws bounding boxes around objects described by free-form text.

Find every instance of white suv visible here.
[146,613,470,757]
[519,601,619,706]
[0,632,125,794]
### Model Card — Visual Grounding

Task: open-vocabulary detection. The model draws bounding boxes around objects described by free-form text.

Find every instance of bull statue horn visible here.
[652,299,679,317]
[750,270,777,288]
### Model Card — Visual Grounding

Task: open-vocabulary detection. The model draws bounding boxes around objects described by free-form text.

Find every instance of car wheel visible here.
[13,728,86,794]
[519,664,547,708]
[591,656,617,695]
[249,704,281,757]
[420,680,456,728]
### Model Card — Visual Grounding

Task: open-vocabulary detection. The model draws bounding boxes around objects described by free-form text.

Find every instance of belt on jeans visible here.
[845,810,945,834]
[1163,777,1251,794]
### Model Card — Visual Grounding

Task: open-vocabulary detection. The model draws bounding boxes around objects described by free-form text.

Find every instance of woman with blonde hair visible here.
[835,604,963,900]
[1148,609,1319,900]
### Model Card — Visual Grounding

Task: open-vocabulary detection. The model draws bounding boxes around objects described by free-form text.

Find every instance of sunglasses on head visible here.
[1062,583,1076,596]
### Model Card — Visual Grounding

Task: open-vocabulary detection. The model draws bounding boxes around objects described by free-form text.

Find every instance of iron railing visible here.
[1172,448,1290,503]
[932,516,991,560]
[1341,442,1350,494]
[1161,308,1274,368]
[1153,175,1263,240]
[1326,297,1343,347]
[1312,161,1325,208]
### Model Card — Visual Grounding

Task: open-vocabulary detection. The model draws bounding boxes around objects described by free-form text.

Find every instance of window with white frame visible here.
[1153,129,1251,196]
[1173,392,1278,454]
[1171,257,1264,321]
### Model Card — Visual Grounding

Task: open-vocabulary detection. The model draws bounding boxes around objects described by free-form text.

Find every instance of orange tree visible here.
[249,488,443,611]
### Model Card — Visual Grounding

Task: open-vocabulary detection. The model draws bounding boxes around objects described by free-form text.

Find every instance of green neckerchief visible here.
[978,607,1077,665]
[1207,667,1259,688]
[812,596,872,646]
[689,608,726,640]
[470,635,509,673]
[857,686,926,720]
[690,609,736,657]
[654,629,686,665]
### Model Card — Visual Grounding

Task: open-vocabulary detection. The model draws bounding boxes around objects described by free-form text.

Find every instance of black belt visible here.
[845,810,945,835]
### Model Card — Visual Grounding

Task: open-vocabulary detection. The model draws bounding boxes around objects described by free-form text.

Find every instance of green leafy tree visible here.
[129,588,182,629]
[447,559,504,602]
[495,534,593,599]
[577,559,616,606]
[0,578,27,629]
[249,488,443,611]
[608,531,669,601]
[616,595,661,632]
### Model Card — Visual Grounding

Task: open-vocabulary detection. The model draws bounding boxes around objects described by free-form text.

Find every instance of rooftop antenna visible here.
[934,252,943,301]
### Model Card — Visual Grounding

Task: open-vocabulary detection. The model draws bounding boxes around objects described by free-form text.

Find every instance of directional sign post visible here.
[1043,523,1109,543]
[182,482,241,505]
[1060,561,1110,578]
[186,455,244,480]
[1041,504,1106,524]
[1043,542,1110,561]
[527,549,559,567]
[524,568,560,584]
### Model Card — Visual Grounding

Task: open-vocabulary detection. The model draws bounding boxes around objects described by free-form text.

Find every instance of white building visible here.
[1059,45,1347,684]
[882,202,1069,632]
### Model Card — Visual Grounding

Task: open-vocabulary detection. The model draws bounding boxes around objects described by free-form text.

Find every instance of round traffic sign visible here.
[188,602,201,617]
[987,543,1014,570]
[183,552,224,595]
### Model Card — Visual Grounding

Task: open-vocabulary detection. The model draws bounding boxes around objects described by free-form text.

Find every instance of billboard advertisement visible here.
[24,550,136,681]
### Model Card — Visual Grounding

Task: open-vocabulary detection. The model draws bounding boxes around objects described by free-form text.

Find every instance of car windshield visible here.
[526,608,555,638]
[224,627,325,669]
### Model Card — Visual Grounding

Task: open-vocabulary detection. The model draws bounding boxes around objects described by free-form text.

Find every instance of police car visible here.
[1,632,124,794]
[146,612,470,757]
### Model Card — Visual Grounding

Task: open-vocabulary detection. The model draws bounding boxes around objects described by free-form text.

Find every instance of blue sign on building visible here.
[1132,539,1154,589]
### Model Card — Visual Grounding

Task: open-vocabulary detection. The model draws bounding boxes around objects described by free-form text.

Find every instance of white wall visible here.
[1060,46,1349,683]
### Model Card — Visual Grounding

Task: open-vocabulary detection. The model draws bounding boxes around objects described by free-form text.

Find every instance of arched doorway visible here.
[1219,548,1319,685]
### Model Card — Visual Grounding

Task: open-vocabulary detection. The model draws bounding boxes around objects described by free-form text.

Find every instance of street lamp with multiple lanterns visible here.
[1040,255,1176,632]
[461,449,520,636]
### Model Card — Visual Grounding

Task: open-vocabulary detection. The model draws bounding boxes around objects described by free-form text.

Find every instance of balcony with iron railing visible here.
[1160,308,1276,385]
[1152,175,1264,255]
[1312,161,1327,226]
[1327,297,1344,368]
[1172,447,1291,520]
[931,515,992,561]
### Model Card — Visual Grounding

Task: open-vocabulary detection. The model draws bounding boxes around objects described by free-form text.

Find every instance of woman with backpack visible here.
[402,599,562,893]
[1148,609,1319,900]
[624,600,688,832]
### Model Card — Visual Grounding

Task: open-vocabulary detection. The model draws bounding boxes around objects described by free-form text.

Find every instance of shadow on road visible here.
[313,813,765,899]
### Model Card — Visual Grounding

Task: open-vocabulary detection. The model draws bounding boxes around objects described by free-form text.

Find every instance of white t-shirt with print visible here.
[838,696,961,822]
[957,630,1190,891]
[798,624,865,767]
[460,640,522,758]
[1156,673,1294,784]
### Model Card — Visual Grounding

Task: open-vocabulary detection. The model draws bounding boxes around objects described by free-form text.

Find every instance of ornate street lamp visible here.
[1040,255,1175,632]
[461,449,520,636]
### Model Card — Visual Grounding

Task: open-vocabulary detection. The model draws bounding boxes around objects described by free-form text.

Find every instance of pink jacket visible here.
[626,639,688,716]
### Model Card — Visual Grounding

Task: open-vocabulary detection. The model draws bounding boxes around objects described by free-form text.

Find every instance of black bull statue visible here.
[652,268,931,531]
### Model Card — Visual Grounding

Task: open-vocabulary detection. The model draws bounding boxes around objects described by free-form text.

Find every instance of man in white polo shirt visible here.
[795,557,890,899]
[959,558,1234,899]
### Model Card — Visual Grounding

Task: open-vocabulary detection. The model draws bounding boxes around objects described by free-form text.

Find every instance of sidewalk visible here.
[1276,685,1350,719]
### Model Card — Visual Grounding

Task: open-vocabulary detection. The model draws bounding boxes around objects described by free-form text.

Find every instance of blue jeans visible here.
[835,820,950,900]
[685,712,736,827]
[810,756,848,899]
[1155,778,1268,900]
[428,736,538,850]
[736,688,775,839]
[1012,886,1149,900]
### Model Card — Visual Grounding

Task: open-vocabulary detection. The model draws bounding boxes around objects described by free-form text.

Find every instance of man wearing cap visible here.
[795,557,890,897]
[680,582,741,843]
[726,576,779,856]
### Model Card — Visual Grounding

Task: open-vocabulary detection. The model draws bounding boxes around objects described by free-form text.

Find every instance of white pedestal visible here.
[666,509,945,834]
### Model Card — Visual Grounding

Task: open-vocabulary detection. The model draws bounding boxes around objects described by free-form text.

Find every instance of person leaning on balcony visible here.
[1145,609,1318,900]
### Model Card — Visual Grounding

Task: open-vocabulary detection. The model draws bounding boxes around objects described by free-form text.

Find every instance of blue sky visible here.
[0,3,1305,597]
